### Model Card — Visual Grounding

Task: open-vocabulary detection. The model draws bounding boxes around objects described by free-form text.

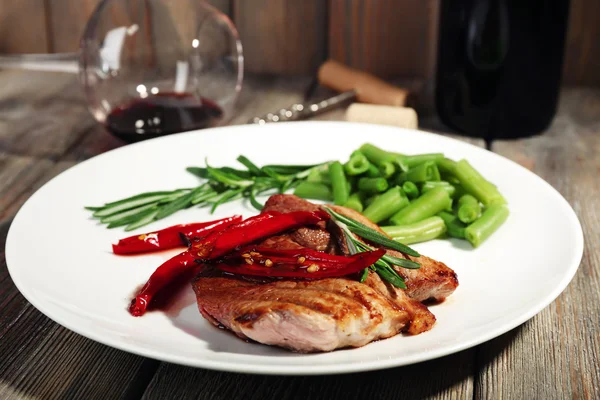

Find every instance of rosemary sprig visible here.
[85,156,328,231]
[323,206,422,289]
[322,207,420,257]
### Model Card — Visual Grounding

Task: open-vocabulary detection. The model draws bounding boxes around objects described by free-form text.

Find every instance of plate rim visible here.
[5,121,585,375]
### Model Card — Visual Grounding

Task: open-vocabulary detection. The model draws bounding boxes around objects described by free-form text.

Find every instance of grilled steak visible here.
[194,272,419,352]
[192,194,455,352]
[263,195,459,302]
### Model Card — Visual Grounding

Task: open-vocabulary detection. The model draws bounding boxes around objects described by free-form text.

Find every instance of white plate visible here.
[6,122,583,375]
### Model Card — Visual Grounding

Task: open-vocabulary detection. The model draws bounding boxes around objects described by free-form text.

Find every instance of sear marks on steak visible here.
[192,194,455,352]
[263,194,459,302]
[194,272,414,353]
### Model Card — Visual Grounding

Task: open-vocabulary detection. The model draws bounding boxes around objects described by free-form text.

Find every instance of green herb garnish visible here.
[85,156,329,231]
[322,207,420,257]
[323,207,421,289]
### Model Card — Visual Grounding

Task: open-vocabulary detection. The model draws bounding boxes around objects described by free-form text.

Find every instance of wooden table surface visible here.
[0,69,598,400]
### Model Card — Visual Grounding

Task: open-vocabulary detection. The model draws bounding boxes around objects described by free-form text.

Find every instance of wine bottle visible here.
[435,0,570,139]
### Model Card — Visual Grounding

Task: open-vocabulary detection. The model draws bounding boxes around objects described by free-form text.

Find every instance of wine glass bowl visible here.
[79,0,243,142]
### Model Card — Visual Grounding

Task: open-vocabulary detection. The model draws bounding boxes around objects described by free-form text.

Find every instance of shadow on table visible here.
[145,326,524,399]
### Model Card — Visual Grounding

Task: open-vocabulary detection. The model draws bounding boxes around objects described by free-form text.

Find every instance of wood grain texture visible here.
[233,0,327,75]
[206,0,232,16]
[0,73,147,398]
[0,0,49,54]
[0,154,55,223]
[328,0,439,80]
[47,0,231,53]
[0,70,96,159]
[0,219,157,400]
[476,88,600,399]
[143,350,474,400]
[563,0,600,86]
[0,69,77,103]
[47,0,99,53]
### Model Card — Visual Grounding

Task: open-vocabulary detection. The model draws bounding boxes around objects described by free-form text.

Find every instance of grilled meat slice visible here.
[193,229,437,352]
[254,229,436,336]
[194,274,409,352]
[263,194,458,302]
[193,269,434,352]
[362,272,436,335]
[190,194,452,352]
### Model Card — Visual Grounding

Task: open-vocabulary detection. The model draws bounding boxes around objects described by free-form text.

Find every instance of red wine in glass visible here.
[105,92,223,142]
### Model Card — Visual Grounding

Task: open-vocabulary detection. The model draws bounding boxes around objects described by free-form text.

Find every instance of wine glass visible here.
[79,0,243,142]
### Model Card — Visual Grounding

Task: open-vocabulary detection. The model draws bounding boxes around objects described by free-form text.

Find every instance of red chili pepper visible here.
[216,248,385,279]
[232,246,369,265]
[129,250,199,316]
[113,216,242,255]
[206,210,330,259]
[129,230,221,316]
[128,210,330,316]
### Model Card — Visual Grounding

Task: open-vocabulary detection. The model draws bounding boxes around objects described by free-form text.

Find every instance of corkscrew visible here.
[248,90,357,124]
[249,60,413,124]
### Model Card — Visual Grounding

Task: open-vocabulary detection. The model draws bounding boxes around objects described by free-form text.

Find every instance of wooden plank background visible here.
[234,0,327,75]
[0,0,598,86]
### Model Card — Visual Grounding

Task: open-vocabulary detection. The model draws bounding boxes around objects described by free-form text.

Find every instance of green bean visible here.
[344,152,370,176]
[363,186,409,223]
[454,159,506,206]
[457,194,481,223]
[431,163,441,181]
[350,150,364,159]
[358,177,389,195]
[294,181,332,201]
[458,205,480,224]
[421,181,456,198]
[359,143,397,166]
[436,158,461,184]
[389,187,451,225]
[437,211,466,239]
[453,184,467,199]
[319,169,333,185]
[381,216,447,244]
[398,153,445,168]
[306,165,331,185]
[402,181,419,199]
[393,157,410,173]
[396,161,441,184]
[436,158,458,176]
[307,168,323,182]
[379,161,396,178]
[347,176,359,194]
[365,163,381,177]
[363,194,378,208]
[344,193,364,212]
[464,205,509,247]
[328,161,349,205]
